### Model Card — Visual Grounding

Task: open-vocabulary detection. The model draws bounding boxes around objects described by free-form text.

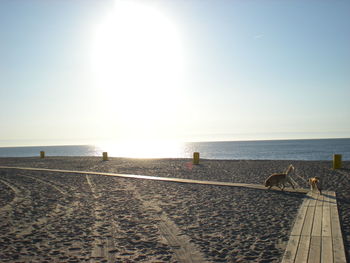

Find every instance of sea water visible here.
[185,139,350,160]
[0,138,350,160]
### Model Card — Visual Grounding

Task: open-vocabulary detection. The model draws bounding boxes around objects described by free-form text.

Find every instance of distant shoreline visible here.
[1,139,350,160]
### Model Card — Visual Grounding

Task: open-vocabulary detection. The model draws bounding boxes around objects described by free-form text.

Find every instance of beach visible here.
[0,157,349,262]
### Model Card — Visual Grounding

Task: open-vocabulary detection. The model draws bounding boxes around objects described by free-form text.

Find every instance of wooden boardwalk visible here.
[282,190,347,263]
[0,166,346,262]
[0,165,308,193]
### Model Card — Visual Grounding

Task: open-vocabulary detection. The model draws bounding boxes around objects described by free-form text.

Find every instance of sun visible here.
[90,0,185,142]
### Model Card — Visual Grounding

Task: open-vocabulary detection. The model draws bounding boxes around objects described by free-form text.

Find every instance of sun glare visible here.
[97,140,185,159]
[91,0,185,142]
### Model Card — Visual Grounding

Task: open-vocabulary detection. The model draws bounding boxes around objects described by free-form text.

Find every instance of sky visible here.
[1,0,350,147]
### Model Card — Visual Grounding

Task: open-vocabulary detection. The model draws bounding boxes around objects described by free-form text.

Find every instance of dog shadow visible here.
[264,188,306,199]
[303,192,338,204]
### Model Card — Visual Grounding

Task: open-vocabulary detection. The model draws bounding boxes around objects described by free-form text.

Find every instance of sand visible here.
[0,157,349,262]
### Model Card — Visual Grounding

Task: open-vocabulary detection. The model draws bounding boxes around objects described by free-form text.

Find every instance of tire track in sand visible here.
[123,181,209,263]
[17,174,68,196]
[0,178,24,213]
[86,175,208,262]
[10,174,69,236]
[0,173,84,262]
[86,175,117,263]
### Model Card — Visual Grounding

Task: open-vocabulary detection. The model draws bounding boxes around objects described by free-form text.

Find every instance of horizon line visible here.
[1,136,350,148]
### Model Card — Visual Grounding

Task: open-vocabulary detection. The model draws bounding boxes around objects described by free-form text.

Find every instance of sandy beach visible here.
[0,157,349,262]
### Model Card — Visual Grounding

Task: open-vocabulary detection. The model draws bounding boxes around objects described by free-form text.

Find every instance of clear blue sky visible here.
[1,0,350,147]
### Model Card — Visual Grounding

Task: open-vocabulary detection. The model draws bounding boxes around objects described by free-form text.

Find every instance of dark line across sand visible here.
[0,165,309,194]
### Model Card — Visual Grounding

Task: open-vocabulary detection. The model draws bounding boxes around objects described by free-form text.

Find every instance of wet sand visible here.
[0,157,349,262]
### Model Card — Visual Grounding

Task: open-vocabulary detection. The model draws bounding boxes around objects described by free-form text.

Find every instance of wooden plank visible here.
[333,237,347,263]
[301,204,316,236]
[312,205,323,237]
[281,235,300,263]
[302,197,312,207]
[322,206,332,237]
[294,236,311,262]
[283,190,346,263]
[328,191,337,206]
[321,236,333,263]
[282,197,311,263]
[322,191,329,203]
[330,204,347,263]
[316,192,324,204]
[306,191,314,199]
[309,191,317,207]
[290,199,310,236]
[323,191,332,207]
[308,236,321,263]
[309,197,317,207]
[0,165,310,193]
[331,205,342,238]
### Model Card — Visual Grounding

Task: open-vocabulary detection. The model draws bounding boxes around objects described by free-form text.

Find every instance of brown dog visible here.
[265,165,296,191]
[309,177,322,194]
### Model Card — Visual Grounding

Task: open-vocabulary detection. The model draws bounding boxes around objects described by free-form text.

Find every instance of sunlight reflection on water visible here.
[1,139,349,160]
[96,141,189,159]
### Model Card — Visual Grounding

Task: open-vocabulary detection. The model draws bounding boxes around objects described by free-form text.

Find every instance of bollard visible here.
[193,152,200,165]
[40,151,45,158]
[103,152,108,161]
[333,154,342,169]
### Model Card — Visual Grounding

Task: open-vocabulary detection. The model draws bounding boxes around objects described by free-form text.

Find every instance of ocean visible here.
[0,138,350,161]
